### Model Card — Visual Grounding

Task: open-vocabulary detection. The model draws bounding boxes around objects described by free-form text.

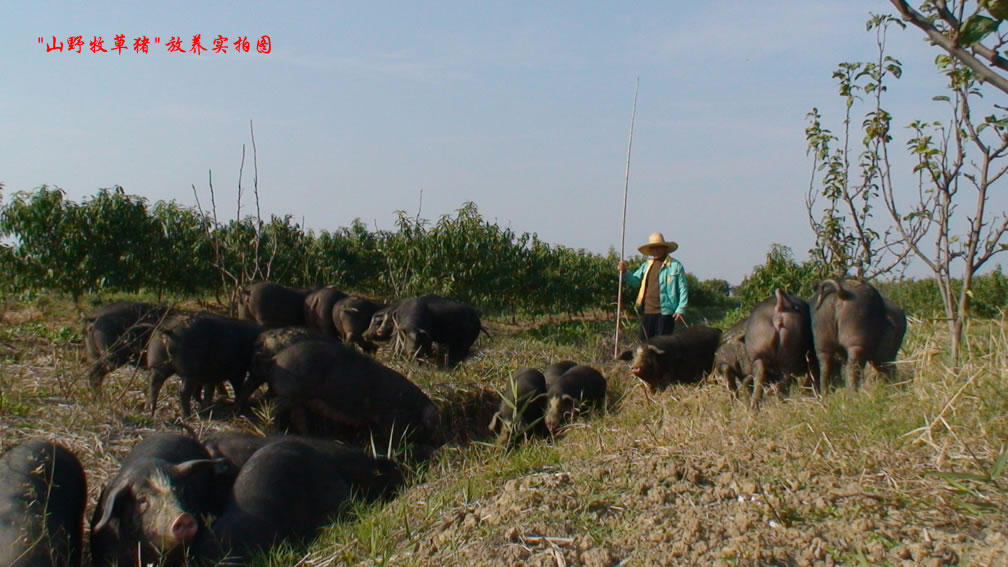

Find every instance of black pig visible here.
[148,313,262,417]
[812,279,907,392]
[269,340,440,447]
[192,437,403,562]
[239,282,315,328]
[236,326,320,413]
[543,361,578,387]
[488,368,548,439]
[90,432,232,567]
[83,301,174,390]
[303,287,348,335]
[744,289,818,408]
[617,325,722,392]
[713,317,752,393]
[333,296,386,353]
[0,439,87,567]
[543,365,607,434]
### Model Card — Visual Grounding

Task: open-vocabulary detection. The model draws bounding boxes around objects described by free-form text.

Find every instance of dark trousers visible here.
[640,313,676,341]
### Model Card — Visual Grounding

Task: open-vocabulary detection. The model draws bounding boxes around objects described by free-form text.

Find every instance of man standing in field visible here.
[619,232,689,340]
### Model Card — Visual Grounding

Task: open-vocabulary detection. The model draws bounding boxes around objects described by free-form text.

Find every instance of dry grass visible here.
[1,298,1006,566]
[300,317,1008,567]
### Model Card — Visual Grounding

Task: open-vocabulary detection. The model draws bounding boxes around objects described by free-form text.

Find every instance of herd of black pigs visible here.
[1,278,906,566]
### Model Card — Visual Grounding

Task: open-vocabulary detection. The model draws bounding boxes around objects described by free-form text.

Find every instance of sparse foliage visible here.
[805,14,909,279]
[808,10,1008,359]
[889,0,1008,95]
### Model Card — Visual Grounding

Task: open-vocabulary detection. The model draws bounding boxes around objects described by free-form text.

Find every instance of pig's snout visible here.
[171,513,198,542]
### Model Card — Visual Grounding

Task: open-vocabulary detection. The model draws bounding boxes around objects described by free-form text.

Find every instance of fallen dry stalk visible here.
[904,367,985,446]
[520,535,575,546]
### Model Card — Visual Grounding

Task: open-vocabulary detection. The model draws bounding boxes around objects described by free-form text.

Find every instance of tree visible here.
[890,0,1008,96]
[79,187,164,294]
[734,244,820,312]
[805,36,908,279]
[0,186,93,301]
[807,11,1008,359]
[150,201,216,297]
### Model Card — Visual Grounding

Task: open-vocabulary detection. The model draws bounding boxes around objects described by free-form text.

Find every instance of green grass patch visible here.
[0,392,31,417]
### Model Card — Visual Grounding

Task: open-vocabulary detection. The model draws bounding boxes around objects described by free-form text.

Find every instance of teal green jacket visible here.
[624,257,689,315]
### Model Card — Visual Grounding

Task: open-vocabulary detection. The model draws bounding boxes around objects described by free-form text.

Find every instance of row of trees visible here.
[0,184,1000,324]
[0,186,634,318]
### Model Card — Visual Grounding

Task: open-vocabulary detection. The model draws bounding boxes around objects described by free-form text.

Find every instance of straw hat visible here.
[637,232,678,255]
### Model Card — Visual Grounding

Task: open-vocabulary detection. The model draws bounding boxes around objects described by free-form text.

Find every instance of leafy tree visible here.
[0,186,92,300]
[0,186,167,300]
[0,185,650,320]
[259,215,314,285]
[79,187,164,294]
[688,276,738,310]
[734,244,821,312]
[318,219,385,291]
[969,264,1008,315]
[150,201,216,297]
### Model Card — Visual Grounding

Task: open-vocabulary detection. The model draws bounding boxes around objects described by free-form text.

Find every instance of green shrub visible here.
[688,275,739,310]
[878,267,1008,318]
[734,244,822,311]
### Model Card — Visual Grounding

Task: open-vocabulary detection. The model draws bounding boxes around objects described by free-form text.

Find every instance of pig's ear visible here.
[172,457,232,479]
[92,482,128,536]
[616,349,634,361]
[646,344,665,355]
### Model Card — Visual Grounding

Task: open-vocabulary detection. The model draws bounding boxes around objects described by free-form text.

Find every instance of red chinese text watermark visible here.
[39,34,272,55]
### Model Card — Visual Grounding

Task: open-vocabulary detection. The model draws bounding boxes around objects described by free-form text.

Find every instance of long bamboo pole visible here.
[614,78,639,357]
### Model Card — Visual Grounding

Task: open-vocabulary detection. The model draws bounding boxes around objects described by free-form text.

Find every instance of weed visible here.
[0,392,31,417]
[931,448,1008,516]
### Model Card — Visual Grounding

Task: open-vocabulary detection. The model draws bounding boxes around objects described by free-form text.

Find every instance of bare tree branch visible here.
[889,0,1008,94]
[236,144,245,222]
[935,0,1008,73]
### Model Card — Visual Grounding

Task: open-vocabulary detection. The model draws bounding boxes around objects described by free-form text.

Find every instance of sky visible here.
[2,1,1005,284]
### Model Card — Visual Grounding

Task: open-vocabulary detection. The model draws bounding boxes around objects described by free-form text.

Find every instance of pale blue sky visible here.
[2,2,1003,283]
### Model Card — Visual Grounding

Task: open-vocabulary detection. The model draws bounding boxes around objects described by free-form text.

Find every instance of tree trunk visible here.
[952,271,975,363]
[938,273,961,362]
[950,317,963,363]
